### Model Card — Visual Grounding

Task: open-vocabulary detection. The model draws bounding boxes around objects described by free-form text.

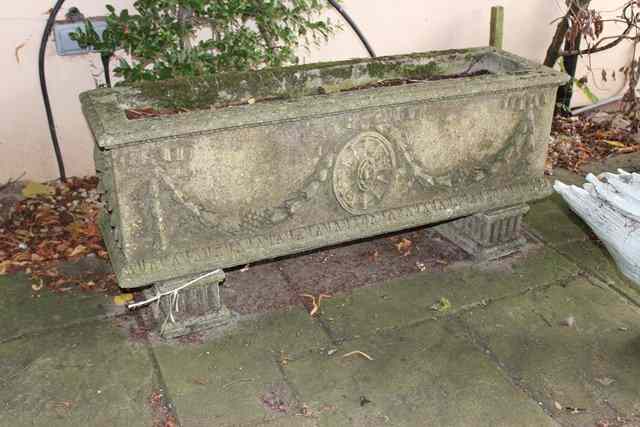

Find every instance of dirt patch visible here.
[149,389,178,427]
[260,382,295,414]
[340,70,491,93]
[222,227,468,315]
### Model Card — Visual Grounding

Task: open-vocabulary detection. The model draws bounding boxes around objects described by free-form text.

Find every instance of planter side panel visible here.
[107,86,556,288]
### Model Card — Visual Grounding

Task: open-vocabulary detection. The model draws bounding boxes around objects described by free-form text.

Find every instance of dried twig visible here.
[0,172,26,193]
[222,378,254,390]
[300,293,331,316]
[341,350,374,361]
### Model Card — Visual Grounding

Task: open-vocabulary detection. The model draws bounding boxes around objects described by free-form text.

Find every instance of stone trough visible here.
[80,47,568,336]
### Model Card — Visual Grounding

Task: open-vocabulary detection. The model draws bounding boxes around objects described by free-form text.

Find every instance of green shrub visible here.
[71,0,339,83]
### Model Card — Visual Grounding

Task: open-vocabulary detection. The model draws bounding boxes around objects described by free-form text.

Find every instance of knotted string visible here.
[128,269,222,332]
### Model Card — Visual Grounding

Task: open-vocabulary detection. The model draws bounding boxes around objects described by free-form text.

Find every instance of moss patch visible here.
[131,48,486,110]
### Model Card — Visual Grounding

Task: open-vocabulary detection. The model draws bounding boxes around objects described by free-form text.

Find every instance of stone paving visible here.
[2,174,640,426]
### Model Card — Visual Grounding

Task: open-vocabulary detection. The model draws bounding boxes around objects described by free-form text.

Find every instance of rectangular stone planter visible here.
[81,47,568,290]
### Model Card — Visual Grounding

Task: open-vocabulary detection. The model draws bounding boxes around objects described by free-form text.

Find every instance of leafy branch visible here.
[71,0,340,83]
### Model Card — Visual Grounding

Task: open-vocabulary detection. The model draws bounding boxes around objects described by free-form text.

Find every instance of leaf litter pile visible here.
[0,177,118,293]
[548,112,640,174]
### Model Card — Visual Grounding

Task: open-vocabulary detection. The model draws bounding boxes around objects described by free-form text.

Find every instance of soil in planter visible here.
[124,69,493,120]
[339,69,491,93]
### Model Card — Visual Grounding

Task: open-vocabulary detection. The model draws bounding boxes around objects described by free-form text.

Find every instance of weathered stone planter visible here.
[81,47,567,333]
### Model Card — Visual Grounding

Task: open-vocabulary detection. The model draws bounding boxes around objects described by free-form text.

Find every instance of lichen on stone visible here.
[129,48,488,110]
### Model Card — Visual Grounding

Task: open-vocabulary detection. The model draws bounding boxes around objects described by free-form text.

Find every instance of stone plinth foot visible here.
[435,204,530,261]
[144,270,235,338]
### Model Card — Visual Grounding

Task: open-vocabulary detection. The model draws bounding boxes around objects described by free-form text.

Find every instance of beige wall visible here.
[0,0,632,182]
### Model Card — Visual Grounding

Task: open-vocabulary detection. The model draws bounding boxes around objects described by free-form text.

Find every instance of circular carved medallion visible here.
[333,132,397,215]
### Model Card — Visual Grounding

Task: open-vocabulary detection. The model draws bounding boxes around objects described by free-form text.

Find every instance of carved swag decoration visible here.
[128,92,545,249]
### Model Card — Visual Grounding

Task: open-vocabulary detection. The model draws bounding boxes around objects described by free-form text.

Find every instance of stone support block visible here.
[436,204,530,261]
[144,270,234,338]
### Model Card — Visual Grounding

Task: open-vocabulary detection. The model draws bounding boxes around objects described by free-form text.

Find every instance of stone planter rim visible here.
[81,47,569,150]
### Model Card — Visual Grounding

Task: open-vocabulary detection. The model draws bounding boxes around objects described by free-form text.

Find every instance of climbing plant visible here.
[544,0,640,115]
[71,0,339,83]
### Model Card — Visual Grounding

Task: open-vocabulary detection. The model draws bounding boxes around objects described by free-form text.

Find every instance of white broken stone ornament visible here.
[554,170,640,286]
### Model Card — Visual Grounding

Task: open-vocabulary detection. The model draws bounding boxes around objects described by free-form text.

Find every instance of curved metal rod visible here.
[39,0,67,181]
[37,0,372,184]
[327,0,376,58]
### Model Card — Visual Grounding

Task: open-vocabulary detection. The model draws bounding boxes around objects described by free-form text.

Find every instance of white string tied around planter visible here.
[128,269,223,333]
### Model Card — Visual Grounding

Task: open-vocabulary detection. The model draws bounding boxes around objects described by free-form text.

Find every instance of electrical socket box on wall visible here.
[54,19,107,56]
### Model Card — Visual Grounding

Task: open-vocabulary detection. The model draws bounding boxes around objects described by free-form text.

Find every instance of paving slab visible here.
[525,194,593,246]
[0,273,115,342]
[555,240,640,306]
[319,245,578,341]
[460,277,640,427]
[282,320,557,427]
[551,168,586,187]
[0,319,155,427]
[526,187,640,305]
[582,151,640,176]
[151,307,332,426]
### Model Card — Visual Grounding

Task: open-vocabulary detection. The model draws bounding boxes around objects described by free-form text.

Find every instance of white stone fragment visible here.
[554,170,640,286]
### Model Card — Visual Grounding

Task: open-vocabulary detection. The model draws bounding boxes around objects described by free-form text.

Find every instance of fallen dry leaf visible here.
[21,181,54,198]
[395,238,413,256]
[559,316,576,328]
[299,403,313,417]
[0,261,10,275]
[1,176,118,293]
[0,260,27,275]
[430,297,452,312]
[595,377,615,386]
[14,39,28,64]
[549,114,638,174]
[279,351,289,367]
[31,280,43,291]
[53,400,74,409]
[68,244,87,258]
[113,293,134,305]
[603,140,625,148]
[360,396,372,406]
